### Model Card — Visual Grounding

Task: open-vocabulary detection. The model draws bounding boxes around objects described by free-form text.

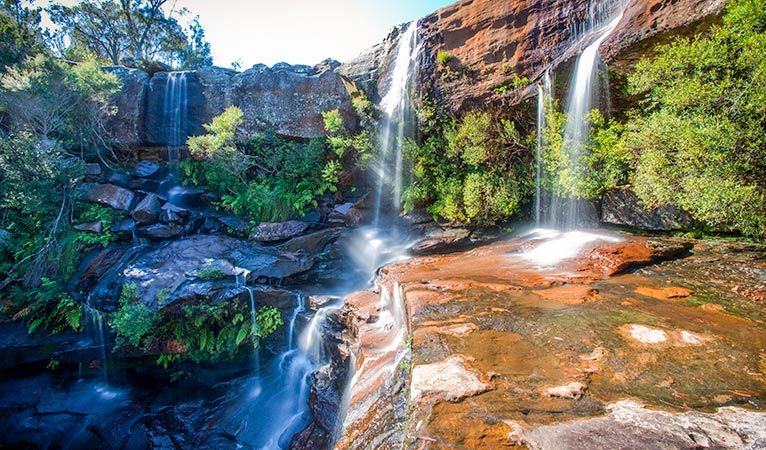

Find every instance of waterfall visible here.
[374,21,420,224]
[541,0,625,228]
[535,69,553,225]
[163,72,189,163]
[287,294,305,350]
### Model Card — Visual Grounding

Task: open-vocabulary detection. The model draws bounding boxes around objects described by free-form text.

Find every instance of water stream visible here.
[537,0,625,228]
[374,21,420,223]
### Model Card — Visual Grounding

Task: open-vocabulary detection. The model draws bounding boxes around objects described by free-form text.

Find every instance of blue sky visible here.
[176,0,455,68]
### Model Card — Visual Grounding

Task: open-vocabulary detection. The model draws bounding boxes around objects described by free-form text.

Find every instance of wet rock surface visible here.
[337,230,766,449]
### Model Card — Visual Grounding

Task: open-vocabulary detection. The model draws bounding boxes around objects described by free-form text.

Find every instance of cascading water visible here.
[163,72,189,162]
[538,0,625,228]
[535,69,553,225]
[374,21,420,223]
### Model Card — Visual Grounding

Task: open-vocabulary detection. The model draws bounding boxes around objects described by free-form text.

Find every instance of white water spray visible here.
[374,22,420,223]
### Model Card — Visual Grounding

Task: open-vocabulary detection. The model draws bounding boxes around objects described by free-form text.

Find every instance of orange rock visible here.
[635,286,693,300]
[534,285,599,305]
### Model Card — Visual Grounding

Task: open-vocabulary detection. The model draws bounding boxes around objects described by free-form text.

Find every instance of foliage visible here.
[437,50,454,66]
[9,277,82,334]
[197,266,228,281]
[72,203,125,247]
[404,106,531,224]
[551,0,766,237]
[0,55,121,151]
[110,282,156,349]
[48,0,212,69]
[163,302,283,364]
[541,105,630,200]
[0,1,44,72]
[183,107,343,224]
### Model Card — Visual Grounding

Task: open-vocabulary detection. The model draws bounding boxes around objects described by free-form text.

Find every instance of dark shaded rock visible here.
[128,177,161,194]
[84,163,102,181]
[159,203,188,224]
[167,186,206,208]
[110,219,136,239]
[139,223,184,241]
[145,71,206,146]
[216,214,250,234]
[601,189,694,231]
[107,171,131,188]
[67,244,142,298]
[230,63,357,138]
[308,366,342,432]
[0,321,84,370]
[81,183,136,211]
[103,66,149,147]
[250,220,310,243]
[409,227,471,256]
[73,220,103,234]
[84,234,315,310]
[131,193,161,225]
[328,203,365,227]
[133,159,161,178]
[279,228,344,255]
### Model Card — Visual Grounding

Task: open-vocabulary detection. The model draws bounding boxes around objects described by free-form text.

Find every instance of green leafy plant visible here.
[197,266,229,281]
[110,283,156,349]
[437,50,454,66]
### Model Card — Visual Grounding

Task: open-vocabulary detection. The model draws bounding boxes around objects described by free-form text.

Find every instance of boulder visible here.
[216,214,250,234]
[81,183,136,211]
[107,171,131,188]
[84,163,102,181]
[82,234,315,310]
[159,203,188,224]
[132,160,161,178]
[328,203,365,227]
[139,223,184,241]
[230,63,357,138]
[103,66,149,147]
[601,189,694,231]
[73,221,103,234]
[110,219,136,240]
[250,221,310,243]
[131,194,161,225]
[166,186,206,208]
[409,227,471,256]
[128,177,161,194]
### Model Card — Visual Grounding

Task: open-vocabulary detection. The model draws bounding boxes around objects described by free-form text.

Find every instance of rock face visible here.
[77,234,315,310]
[145,71,206,146]
[341,0,726,113]
[519,401,766,450]
[230,63,357,138]
[104,66,149,147]
[601,189,694,231]
[105,61,356,146]
[249,220,310,243]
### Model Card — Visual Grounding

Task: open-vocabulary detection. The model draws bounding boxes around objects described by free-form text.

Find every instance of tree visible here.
[48,0,212,69]
[0,1,44,72]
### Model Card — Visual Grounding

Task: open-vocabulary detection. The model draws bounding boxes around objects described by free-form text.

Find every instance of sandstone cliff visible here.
[106,61,356,147]
[341,0,727,114]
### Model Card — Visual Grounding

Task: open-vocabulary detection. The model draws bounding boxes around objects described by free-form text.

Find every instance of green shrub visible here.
[183,107,345,224]
[10,277,82,335]
[197,266,229,281]
[437,50,454,66]
[405,107,531,224]
[110,283,156,349]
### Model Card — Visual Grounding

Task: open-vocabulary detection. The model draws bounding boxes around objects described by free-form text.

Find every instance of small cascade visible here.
[374,21,420,223]
[540,0,625,228]
[163,72,189,162]
[286,294,305,350]
[534,69,553,225]
[83,303,109,383]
